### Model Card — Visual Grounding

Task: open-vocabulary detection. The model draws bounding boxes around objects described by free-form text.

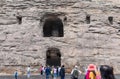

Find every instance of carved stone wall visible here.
[0,0,120,74]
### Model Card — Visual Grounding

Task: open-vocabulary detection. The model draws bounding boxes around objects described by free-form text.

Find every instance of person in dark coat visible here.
[45,66,51,79]
[14,70,18,79]
[100,65,115,79]
[60,65,65,79]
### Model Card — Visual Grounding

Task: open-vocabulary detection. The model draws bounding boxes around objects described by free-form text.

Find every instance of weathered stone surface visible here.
[0,0,120,74]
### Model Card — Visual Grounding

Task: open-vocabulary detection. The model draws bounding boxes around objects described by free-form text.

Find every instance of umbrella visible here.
[87,64,96,71]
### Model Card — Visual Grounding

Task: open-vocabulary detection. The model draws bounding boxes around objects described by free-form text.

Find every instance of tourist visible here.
[100,65,115,79]
[60,65,65,79]
[89,70,96,79]
[58,66,61,77]
[85,70,91,79]
[71,65,82,79]
[14,70,18,79]
[40,65,44,75]
[85,64,97,79]
[84,66,88,79]
[27,65,31,78]
[39,65,44,79]
[96,67,101,79]
[51,66,54,79]
[53,66,57,79]
[45,66,51,79]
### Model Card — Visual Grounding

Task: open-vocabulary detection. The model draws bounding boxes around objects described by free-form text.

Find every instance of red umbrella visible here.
[87,64,96,71]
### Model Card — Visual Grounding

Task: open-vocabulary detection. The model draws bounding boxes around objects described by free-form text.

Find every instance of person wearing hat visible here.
[85,64,96,79]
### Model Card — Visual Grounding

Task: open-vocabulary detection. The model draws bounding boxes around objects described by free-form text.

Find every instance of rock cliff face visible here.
[0,0,120,74]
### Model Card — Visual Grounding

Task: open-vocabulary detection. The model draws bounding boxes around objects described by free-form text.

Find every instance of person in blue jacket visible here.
[45,66,51,79]
[14,70,18,79]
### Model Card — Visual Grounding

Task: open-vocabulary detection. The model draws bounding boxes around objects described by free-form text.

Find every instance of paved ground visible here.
[0,74,119,79]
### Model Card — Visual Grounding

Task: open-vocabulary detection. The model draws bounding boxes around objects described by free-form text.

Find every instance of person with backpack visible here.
[87,64,97,79]
[71,65,82,79]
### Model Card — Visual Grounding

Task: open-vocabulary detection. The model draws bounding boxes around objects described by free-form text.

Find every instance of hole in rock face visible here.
[108,16,113,24]
[43,16,64,37]
[46,48,61,66]
[86,15,90,24]
[16,14,22,24]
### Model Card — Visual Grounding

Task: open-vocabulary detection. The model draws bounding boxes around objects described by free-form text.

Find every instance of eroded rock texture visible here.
[0,0,120,74]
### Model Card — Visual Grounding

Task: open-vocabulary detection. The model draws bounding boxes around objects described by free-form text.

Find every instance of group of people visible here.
[70,64,115,79]
[84,64,115,79]
[14,65,31,79]
[14,65,65,79]
[39,65,65,79]
[14,64,115,79]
